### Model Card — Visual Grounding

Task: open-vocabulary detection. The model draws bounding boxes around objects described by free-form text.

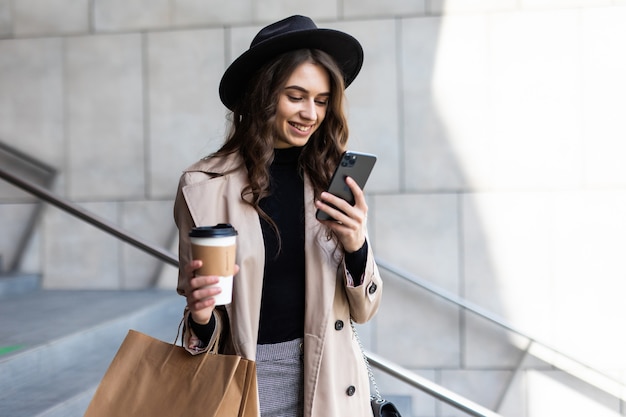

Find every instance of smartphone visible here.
[315,150,377,221]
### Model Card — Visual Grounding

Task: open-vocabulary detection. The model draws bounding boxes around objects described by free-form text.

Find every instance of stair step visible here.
[0,290,186,417]
[0,273,41,297]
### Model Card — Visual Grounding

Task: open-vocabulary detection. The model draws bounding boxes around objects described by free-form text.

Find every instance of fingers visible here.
[345,176,367,208]
[315,177,368,252]
[185,262,240,313]
[187,275,221,309]
[315,176,367,224]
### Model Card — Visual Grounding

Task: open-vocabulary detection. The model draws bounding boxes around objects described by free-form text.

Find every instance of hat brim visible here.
[219,28,364,110]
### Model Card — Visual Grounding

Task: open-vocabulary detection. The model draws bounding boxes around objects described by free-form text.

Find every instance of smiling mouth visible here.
[289,122,313,133]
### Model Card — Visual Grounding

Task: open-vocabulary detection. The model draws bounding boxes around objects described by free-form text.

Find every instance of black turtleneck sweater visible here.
[257,146,307,343]
[190,147,368,344]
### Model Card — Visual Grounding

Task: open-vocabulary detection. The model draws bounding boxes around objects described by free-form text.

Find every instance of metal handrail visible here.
[0,141,57,176]
[0,165,503,416]
[0,167,178,268]
[0,142,57,272]
[376,260,626,403]
[366,350,502,417]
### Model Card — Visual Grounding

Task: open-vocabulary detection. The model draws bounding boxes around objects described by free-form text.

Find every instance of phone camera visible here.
[342,154,357,167]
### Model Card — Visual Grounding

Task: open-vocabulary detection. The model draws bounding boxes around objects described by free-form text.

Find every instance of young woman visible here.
[174,15,383,417]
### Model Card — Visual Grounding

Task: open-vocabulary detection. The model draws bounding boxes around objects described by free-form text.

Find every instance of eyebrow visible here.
[284,85,330,97]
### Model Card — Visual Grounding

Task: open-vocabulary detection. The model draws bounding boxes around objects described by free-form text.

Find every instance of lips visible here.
[289,122,314,133]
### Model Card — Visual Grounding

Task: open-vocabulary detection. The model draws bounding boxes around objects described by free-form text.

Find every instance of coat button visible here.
[368,283,378,294]
[335,320,344,331]
[346,385,356,396]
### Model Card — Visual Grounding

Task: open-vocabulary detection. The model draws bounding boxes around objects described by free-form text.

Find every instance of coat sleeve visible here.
[173,172,195,296]
[343,241,383,324]
[181,307,228,355]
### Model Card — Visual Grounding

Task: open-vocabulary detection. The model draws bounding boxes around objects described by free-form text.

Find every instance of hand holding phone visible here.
[315,151,377,222]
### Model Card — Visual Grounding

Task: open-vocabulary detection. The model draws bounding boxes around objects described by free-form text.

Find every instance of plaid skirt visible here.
[256,338,304,417]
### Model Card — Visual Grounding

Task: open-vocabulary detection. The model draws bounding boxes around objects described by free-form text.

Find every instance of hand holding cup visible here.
[185,261,239,324]
[186,224,238,323]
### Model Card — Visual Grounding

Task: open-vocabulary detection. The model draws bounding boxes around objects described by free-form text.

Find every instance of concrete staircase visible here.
[0,288,186,417]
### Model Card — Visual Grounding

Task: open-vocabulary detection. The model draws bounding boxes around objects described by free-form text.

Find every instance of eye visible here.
[315,99,329,106]
[288,95,303,102]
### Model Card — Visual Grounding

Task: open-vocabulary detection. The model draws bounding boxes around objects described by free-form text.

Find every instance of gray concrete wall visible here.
[2,1,626,416]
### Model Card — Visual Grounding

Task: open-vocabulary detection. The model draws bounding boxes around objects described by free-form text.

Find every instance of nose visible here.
[299,99,317,121]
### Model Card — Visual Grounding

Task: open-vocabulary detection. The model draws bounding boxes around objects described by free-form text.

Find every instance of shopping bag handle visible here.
[175,311,223,354]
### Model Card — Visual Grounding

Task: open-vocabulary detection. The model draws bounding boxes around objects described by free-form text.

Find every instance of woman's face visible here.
[273,61,330,149]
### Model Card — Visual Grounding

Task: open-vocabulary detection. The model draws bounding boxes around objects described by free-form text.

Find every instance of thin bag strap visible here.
[175,315,185,345]
[351,320,383,403]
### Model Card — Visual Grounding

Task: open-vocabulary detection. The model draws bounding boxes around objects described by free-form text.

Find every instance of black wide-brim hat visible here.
[219,15,364,111]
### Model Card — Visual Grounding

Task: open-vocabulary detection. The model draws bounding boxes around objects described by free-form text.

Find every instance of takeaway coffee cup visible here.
[189,223,238,305]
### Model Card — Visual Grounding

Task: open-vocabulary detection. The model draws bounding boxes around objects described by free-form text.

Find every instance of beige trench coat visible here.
[173,152,382,417]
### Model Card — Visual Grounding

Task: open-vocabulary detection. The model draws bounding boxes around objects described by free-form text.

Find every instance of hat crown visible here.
[250,15,318,48]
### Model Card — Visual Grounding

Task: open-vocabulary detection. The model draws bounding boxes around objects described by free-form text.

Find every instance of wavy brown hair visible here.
[212,48,350,240]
